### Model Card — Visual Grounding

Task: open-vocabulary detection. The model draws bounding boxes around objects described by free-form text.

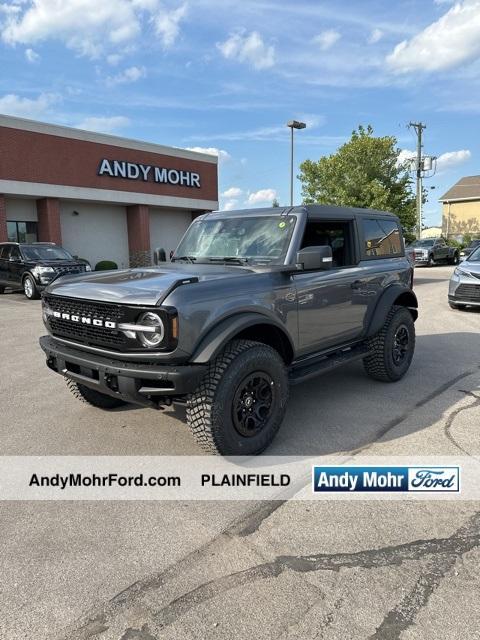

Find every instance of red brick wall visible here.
[0,126,218,203]
[0,194,7,242]
[36,198,62,244]
[127,204,151,267]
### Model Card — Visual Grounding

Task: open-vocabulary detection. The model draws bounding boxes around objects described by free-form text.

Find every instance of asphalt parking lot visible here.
[1,265,479,640]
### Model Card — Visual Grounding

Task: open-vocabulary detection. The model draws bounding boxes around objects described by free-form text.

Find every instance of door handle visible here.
[351,280,362,289]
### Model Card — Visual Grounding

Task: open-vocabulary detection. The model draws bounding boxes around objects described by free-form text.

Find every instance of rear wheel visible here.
[449,253,460,265]
[186,339,288,455]
[23,275,40,300]
[363,305,415,382]
[66,379,126,409]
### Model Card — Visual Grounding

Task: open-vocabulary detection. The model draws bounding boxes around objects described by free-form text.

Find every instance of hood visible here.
[45,262,255,305]
[26,260,85,268]
[461,260,480,277]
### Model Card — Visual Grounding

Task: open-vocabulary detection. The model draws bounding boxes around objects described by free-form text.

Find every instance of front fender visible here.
[366,285,418,337]
[190,312,294,364]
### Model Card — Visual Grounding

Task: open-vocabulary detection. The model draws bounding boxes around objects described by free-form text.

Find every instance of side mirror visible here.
[296,246,332,271]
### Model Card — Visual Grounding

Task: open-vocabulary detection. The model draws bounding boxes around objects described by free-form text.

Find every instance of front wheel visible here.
[363,305,415,382]
[427,254,435,267]
[186,340,288,455]
[66,379,126,409]
[23,275,40,299]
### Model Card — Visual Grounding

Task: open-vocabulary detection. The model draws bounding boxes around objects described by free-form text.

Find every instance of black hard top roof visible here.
[206,204,399,220]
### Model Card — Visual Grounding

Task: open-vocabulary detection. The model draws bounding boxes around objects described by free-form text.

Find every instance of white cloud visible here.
[368,28,383,44]
[222,187,243,198]
[153,3,188,48]
[25,47,39,62]
[397,148,416,168]
[106,53,122,66]
[0,0,189,57]
[397,148,471,172]
[436,149,471,171]
[76,116,130,133]
[106,65,146,86]
[223,199,239,211]
[217,31,275,70]
[0,92,58,119]
[313,29,341,51]
[247,188,277,205]
[387,1,480,73]
[185,146,231,162]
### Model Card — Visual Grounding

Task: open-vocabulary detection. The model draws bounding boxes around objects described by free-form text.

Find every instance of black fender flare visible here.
[366,285,418,337]
[190,312,294,364]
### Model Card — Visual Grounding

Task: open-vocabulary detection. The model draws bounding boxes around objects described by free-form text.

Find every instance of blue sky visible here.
[1,0,480,226]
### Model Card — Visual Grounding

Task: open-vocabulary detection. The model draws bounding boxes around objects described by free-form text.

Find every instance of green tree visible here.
[272,197,280,207]
[299,125,417,233]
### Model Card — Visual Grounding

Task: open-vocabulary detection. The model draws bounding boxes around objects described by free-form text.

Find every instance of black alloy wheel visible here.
[232,372,275,437]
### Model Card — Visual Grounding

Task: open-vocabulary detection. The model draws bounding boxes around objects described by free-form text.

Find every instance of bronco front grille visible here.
[43,295,128,348]
[456,284,480,301]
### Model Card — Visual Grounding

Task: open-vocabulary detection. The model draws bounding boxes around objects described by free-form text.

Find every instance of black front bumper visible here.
[39,335,207,408]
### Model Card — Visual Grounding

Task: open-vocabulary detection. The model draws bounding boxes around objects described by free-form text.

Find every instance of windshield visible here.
[174,215,297,264]
[21,245,73,261]
[409,239,435,248]
[467,246,480,262]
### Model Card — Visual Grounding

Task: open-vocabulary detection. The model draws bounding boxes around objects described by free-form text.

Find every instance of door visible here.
[433,239,448,261]
[7,246,24,287]
[293,219,371,354]
[0,246,10,285]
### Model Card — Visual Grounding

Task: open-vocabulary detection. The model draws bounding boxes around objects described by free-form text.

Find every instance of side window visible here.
[362,219,402,258]
[0,246,11,260]
[10,246,21,260]
[300,221,353,267]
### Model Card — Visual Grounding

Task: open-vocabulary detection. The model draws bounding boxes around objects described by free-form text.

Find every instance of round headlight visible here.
[137,312,164,348]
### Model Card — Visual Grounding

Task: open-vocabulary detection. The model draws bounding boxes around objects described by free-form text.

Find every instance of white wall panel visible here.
[60,202,129,269]
[150,208,192,257]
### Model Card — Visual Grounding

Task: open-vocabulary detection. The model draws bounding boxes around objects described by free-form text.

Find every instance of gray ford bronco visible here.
[40,205,417,455]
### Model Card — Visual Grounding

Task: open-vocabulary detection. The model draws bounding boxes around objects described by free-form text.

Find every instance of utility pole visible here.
[409,121,426,239]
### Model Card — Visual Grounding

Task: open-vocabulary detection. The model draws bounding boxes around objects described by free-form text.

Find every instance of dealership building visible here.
[0,115,218,268]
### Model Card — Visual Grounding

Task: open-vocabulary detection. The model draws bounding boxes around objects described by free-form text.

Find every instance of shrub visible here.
[95,260,118,271]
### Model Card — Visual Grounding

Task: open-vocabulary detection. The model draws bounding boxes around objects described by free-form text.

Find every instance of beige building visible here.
[440,176,480,239]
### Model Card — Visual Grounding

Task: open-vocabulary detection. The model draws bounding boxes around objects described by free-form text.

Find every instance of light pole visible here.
[287,120,306,206]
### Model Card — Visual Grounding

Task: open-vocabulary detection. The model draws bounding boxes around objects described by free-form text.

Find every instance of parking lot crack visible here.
[151,511,480,630]
[443,390,480,459]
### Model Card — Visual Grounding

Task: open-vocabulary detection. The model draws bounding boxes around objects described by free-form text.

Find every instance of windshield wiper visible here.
[207,257,250,265]
[171,255,197,263]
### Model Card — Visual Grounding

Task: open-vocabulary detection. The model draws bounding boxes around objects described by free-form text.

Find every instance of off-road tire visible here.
[363,305,415,382]
[66,379,126,409]
[23,274,40,299]
[449,252,460,266]
[186,339,288,455]
[449,302,467,310]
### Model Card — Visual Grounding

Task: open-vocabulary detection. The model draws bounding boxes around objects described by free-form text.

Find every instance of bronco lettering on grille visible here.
[50,310,117,329]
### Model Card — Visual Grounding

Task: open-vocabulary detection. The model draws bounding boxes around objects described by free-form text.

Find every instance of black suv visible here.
[0,242,90,299]
[40,205,418,455]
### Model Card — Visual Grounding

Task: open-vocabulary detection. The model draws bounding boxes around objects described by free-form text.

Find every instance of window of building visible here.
[362,219,402,258]
[300,220,354,267]
[7,221,38,243]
